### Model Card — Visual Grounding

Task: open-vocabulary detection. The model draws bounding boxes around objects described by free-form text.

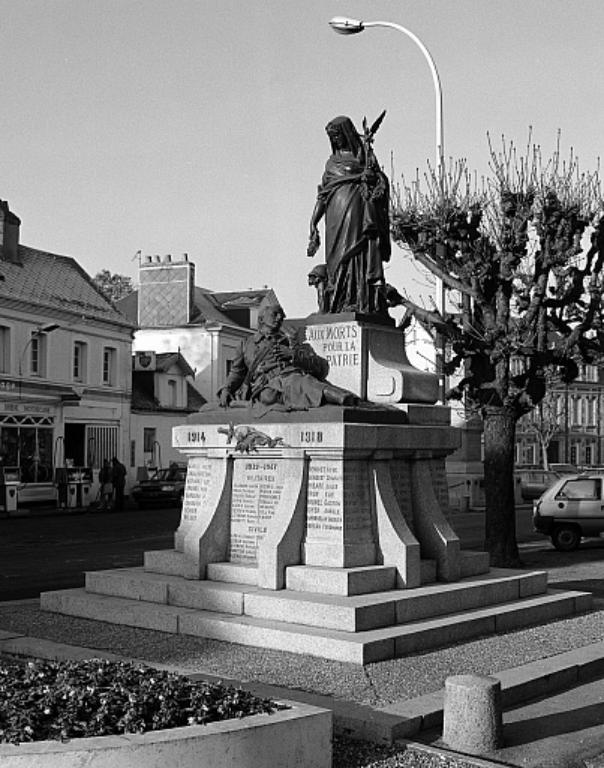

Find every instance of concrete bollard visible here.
[442,674,503,755]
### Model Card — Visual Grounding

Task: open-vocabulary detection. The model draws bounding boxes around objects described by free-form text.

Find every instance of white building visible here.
[130,350,206,474]
[0,200,134,505]
[116,254,278,402]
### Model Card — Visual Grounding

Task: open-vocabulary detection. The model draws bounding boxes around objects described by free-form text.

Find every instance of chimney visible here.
[138,254,195,327]
[0,200,21,265]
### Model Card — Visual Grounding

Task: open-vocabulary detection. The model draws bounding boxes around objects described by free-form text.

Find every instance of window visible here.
[167,379,177,407]
[30,335,44,376]
[557,394,566,416]
[102,347,116,386]
[570,445,578,465]
[585,445,593,465]
[580,364,599,383]
[143,427,157,467]
[0,326,10,373]
[85,424,119,469]
[522,445,536,465]
[143,428,156,454]
[73,342,87,382]
[0,416,54,483]
[510,357,526,376]
[556,478,600,500]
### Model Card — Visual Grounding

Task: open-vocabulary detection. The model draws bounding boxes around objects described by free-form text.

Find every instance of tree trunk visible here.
[483,406,521,567]
[540,437,550,471]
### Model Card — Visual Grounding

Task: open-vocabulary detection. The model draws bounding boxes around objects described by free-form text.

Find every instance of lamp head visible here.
[34,323,60,334]
[329,16,364,35]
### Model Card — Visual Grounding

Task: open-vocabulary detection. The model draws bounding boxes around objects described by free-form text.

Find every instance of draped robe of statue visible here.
[315,116,391,315]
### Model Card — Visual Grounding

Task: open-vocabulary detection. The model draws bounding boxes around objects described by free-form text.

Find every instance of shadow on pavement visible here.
[504,700,604,746]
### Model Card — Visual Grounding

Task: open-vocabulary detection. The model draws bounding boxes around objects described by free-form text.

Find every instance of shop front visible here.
[0,402,57,506]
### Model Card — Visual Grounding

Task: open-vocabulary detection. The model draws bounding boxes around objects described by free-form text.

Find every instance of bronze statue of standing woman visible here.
[308,114,391,316]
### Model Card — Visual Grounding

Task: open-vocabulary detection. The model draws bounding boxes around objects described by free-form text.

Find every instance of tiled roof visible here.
[186,381,206,410]
[131,378,206,412]
[0,245,132,328]
[155,352,195,378]
[212,288,277,308]
[191,289,241,325]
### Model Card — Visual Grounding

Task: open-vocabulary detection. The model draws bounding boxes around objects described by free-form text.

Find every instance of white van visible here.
[533,473,604,551]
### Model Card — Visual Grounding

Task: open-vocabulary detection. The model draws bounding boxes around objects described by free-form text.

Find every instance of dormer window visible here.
[167,378,177,407]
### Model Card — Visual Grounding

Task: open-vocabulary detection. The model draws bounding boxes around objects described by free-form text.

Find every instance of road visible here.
[0,506,181,600]
[1,503,603,602]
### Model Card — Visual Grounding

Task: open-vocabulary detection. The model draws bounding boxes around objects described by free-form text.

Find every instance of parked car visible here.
[131,464,187,508]
[533,472,604,551]
[518,464,578,501]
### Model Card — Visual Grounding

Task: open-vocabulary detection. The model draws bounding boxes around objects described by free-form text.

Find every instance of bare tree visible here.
[92,270,134,304]
[390,135,604,566]
[522,378,566,470]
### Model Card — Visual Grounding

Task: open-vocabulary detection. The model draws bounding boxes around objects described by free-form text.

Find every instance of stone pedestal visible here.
[301,313,439,404]
[163,405,464,590]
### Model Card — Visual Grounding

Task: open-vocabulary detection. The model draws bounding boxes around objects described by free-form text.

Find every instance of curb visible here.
[2,631,604,746]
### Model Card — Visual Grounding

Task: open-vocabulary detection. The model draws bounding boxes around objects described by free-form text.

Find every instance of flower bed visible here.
[0,658,332,767]
[0,658,282,744]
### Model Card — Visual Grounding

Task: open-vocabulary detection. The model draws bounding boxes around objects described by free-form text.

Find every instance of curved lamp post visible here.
[329,16,447,400]
[329,16,444,176]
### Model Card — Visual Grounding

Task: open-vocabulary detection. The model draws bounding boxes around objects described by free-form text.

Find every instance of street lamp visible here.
[329,15,448,401]
[329,16,444,174]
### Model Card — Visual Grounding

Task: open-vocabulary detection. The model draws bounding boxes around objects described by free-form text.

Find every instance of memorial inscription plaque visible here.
[306,460,344,538]
[181,457,214,525]
[305,321,364,396]
[304,458,375,566]
[229,459,286,564]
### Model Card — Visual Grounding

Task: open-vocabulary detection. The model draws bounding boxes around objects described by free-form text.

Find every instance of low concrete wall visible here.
[0,701,332,768]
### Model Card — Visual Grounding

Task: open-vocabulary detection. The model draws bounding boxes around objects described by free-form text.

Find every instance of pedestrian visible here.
[98,459,113,511]
[111,456,127,512]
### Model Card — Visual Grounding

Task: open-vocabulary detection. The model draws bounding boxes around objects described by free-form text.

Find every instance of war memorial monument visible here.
[41,115,591,664]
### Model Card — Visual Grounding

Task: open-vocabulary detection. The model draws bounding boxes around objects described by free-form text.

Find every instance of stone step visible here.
[85,567,550,632]
[283,561,438,594]
[285,564,397,596]
[241,571,549,631]
[144,548,187,577]
[206,562,258,585]
[86,569,254,615]
[460,550,490,577]
[143,550,487,588]
[40,586,592,665]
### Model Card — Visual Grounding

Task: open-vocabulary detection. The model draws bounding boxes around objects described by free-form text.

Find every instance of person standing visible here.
[99,459,113,511]
[111,457,127,512]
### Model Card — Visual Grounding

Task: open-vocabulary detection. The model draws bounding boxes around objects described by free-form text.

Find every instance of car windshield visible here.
[150,468,186,482]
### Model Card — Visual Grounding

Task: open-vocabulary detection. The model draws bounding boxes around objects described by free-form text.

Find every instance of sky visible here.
[1,0,603,319]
